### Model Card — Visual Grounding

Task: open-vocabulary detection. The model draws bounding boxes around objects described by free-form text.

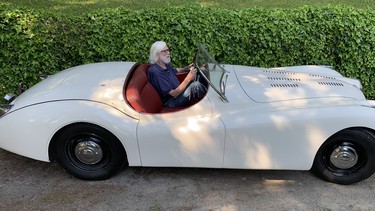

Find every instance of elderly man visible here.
[147,41,206,108]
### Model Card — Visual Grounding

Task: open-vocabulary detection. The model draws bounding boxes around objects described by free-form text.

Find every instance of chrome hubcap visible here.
[75,140,103,165]
[330,143,358,169]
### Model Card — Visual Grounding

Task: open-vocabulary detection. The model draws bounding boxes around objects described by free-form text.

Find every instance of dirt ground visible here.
[0,148,374,210]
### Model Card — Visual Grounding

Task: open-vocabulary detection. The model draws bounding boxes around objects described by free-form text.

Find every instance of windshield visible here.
[194,44,229,102]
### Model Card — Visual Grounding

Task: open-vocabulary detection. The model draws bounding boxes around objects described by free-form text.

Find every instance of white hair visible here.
[149,41,167,64]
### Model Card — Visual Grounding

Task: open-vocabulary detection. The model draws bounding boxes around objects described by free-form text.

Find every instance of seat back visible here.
[125,64,163,113]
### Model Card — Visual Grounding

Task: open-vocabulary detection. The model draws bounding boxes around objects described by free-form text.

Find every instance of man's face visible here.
[159,46,171,64]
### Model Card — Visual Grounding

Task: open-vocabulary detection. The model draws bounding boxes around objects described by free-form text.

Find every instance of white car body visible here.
[1,45,374,184]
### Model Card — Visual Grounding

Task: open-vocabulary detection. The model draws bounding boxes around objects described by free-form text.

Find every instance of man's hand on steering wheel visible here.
[186,66,197,82]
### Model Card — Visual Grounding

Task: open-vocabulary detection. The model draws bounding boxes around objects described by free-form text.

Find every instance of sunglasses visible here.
[160,48,171,53]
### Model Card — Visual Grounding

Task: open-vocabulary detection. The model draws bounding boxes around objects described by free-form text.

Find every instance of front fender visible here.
[0,100,141,165]
[222,103,375,170]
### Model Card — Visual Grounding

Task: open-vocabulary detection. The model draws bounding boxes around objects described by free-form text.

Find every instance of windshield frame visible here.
[193,44,229,102]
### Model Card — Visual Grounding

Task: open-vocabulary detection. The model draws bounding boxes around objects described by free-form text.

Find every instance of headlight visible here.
[0,104,13,117]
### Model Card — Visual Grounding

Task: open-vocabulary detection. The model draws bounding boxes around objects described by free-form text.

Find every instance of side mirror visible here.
[4,93,16,104]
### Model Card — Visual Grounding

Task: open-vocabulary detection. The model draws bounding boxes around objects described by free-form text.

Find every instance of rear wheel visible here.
[52,123,127,180]
[312,128,375,185]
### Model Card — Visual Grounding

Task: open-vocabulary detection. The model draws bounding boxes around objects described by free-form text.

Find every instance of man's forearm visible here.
[169,80,189,98]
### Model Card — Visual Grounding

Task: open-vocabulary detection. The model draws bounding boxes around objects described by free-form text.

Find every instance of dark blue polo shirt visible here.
[148,63,180,101]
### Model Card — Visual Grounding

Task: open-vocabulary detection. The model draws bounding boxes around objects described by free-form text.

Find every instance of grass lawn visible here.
[2,0,374,16]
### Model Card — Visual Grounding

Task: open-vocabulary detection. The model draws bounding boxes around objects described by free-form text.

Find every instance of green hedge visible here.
[1,4,374,101]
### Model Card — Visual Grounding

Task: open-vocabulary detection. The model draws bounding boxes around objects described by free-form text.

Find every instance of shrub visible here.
[0,4,374,100]
[0,5,86,98]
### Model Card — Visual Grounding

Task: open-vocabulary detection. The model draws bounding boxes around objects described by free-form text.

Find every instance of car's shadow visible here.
[0,148,315,184]
[2,148,375,210]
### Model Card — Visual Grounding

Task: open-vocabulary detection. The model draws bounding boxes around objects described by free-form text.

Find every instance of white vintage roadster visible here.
[1,45,375,184]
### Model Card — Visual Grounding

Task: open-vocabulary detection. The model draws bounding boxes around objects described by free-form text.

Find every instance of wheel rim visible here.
[329,142,358,169]
[75,140,103,165]
[66,134,110,170]
[323,141,366,176]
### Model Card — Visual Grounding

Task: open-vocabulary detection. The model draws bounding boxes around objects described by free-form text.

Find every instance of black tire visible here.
[51,123,127,180]
[311,128,375,185]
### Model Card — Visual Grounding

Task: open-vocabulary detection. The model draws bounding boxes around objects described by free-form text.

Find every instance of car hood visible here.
[11,62,136,110]
[231,65,366,102]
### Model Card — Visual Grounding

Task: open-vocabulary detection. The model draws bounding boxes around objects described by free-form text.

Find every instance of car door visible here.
[137,97,225,168]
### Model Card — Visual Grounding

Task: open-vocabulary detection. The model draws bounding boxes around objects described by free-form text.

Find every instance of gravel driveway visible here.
[1,148,374,210]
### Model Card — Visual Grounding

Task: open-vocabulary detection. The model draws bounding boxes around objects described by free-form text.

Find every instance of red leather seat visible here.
[125,64,182,113]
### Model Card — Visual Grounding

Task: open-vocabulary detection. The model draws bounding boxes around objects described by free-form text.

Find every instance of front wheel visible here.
[311,128,375,185]
[51,123,127,180]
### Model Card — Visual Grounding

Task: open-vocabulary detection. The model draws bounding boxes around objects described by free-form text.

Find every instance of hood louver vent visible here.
[268,77,301,82]
[310,74,337,80]
[263,69,295,75]
[270,83,299,88]
[318,81,344,87]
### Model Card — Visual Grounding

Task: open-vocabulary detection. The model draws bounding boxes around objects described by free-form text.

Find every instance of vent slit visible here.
[317,81,344,86]
[310,74,336,80]
[270,83,299,88]
[267,77,301,82]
